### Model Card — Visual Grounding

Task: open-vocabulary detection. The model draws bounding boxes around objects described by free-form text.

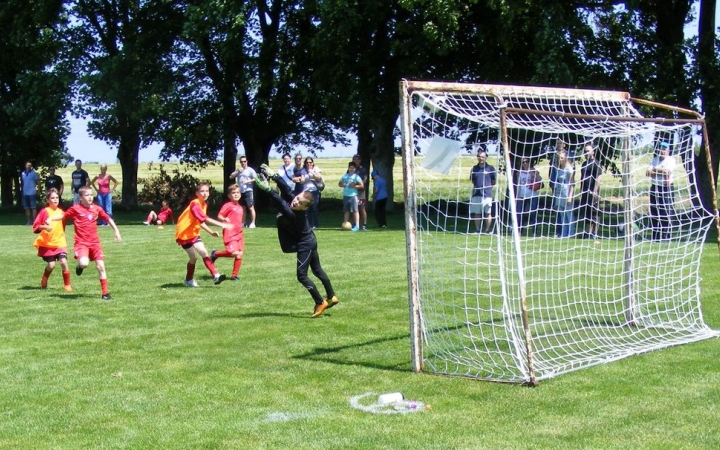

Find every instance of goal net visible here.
[399,81,720,384]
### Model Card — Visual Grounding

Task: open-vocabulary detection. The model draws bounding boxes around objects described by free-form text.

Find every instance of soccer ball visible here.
[341,221,352,231]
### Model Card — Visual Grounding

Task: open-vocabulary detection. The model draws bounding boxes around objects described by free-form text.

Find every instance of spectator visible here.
[91,164,118,226]
[276,153,295,192]
[469,150,497,234]
[230,155,257,228]
[645,142,676,241]
[20,161,39,225]
[303,157,323,229]
[339,162,363,232]
[44,166,64,205]
[291,152,307,195]
[371,169,388,228]
[515,158,542,236]
[579,144,603,240]
[70,159,90,205]
[352,154,370,230]
[550,149,575,238]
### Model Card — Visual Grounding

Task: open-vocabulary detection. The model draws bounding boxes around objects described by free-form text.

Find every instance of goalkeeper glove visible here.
[259,164,274,180]
[255,173,272,192]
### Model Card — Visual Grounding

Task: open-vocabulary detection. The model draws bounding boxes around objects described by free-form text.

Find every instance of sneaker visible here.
[248,223,256,229]
[361,225,367,231]
[210,250,217,263]
[311,299,329,318]
[101,293,113,301]
[229,276,240,281]
[142,221,149,226]
[380,225,387,229]
[76,266,84,276]
[351,226,359,232]
[326,295,339,309]
[213,273,227,285]
[41,276,48,289]
[62,285,73,292]
[183,279,199,288]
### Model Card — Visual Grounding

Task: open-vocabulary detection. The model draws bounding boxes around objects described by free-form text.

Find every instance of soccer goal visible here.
[399,80,720,384]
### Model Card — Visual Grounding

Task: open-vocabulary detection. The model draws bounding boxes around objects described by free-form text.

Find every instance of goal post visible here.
[400,80,720,384]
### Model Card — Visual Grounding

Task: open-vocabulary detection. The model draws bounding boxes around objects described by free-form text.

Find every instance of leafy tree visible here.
[0,0,71,207]
[67,0,183,207]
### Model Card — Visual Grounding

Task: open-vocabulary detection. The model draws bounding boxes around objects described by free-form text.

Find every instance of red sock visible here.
[186,262,195,280]
[43,267,52,278]
[202,257,218,276]
[145,212,153,222]
[214,250,231,258]
[232,258,243,278]
[100,278,109,295]
[62,270,71,286]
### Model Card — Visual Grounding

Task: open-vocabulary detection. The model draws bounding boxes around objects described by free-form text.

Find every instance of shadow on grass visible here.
[292,333,411,372]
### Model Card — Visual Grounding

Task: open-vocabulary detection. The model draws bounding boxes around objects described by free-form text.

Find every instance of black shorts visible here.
[42,252,68,263]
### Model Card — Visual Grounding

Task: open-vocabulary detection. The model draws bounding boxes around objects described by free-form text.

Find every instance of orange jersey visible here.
[33,205,67,250]
[175,198,209,241]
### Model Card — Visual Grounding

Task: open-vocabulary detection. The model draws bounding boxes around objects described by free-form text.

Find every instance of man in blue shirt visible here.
[21,161,39,225]
[469,150,497,233]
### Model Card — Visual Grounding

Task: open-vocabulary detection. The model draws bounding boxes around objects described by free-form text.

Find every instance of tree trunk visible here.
[117,134,140,208]
[358,107,397,212]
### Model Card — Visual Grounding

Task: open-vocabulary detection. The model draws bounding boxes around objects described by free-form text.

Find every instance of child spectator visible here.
[211,185,245,281]
[339,162,363,232]
[32,188,72,292]
[144,200,175,228]
[50,185,122,300]
[257,164,338,318]
[174,182,230,287]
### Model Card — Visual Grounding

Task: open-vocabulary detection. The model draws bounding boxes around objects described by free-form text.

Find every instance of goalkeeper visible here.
[256,165,339,318]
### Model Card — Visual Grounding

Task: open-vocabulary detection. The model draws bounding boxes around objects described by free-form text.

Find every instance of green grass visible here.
[2,205,720,449]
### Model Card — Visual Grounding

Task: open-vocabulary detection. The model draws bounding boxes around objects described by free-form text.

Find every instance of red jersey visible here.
[63,203,109,246]
[218,201,244,244]
[158,206,174,224]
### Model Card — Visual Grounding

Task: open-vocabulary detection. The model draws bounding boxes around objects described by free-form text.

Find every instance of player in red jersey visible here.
[143,200,174,228]
[174,182,231,287]
[33,188,72,292]
[48,185,122,300]
[211,185,245,281]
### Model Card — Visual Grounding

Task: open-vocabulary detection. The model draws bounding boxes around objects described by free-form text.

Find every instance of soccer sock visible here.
[186,262,195,280]
[214,250,231,258]
[62,270,71,286]
[43,267,52,279]
[145,212,153,222]
[202,257,217,276]
[232,257,243,278]
[100,278,109,295]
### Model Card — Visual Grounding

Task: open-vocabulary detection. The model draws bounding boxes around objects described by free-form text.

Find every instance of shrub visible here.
[138,164,219,210]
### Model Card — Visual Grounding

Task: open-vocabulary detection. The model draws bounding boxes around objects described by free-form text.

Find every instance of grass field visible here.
[2,200,720,449]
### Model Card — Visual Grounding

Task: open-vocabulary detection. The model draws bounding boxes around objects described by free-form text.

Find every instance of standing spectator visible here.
[20,161,39,225]
[550,150,575,238]
[276,153,295,192]
[371,169,388,228]
[579,144,603,240]
[352,154,370,230]
[291,152,307,195]
[174,182,230,287]
[256,164,339,318]
[49,185,122,300]
[469,150,497,234]
[70,159,90,205]
[230,155,257,228]
[32,188,72,292]
[339,162,363,232]
[645,142,676,241]
[303,157,323,229]
[515,158,542,236]
[91,164,118,226]
[211,184,245,281]
[44,166,64,205]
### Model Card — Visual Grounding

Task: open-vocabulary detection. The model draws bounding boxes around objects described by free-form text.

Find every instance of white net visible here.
[401,82,719,383]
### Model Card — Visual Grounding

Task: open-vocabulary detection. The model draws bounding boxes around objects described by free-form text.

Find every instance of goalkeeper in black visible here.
[256,164,339,318]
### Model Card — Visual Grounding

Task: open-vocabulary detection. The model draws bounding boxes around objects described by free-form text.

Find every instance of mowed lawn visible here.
[1,159,719,449]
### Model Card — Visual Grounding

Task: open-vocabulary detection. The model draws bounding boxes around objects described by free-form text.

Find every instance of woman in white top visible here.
[645,142,676,241]
[515,158,542,236]
[550,150,575,238]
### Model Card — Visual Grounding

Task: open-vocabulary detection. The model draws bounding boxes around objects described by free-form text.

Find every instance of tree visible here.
[0,0,71,207]
[68,0,183,207]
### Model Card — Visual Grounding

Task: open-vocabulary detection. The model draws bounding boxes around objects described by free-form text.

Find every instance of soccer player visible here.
[143,200,175,227]
[211,185,245,281]
[175,182,230,287]
[257,164,338,318]
[49,185,122,300]
[32,188,72,292]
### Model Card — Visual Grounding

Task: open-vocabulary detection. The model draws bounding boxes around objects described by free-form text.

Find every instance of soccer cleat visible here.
[142,221,149,225]
[41,276,48,289]
[325,295,339,309]
[183,279,199,288]
[361,225,367,231]
[62,285,73,292]
[101,293,113,301]
[213,273,227,285]
[76,266,84,276]
[210,249,217,263]
[229,276,240,281]
[311,299,329,318]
